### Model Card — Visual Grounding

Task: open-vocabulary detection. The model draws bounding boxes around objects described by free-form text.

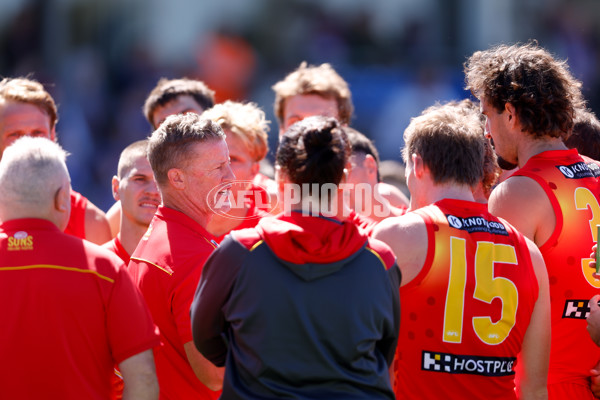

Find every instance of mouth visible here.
[139,199,160,209]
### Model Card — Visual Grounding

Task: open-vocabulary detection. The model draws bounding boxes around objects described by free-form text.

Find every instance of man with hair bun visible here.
[272,62,409,213]
[466,42,600,399]
[192,115,400,399]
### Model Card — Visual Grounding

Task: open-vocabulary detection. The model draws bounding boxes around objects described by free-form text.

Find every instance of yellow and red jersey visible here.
[394,199,539,399]
[513,149,600,388]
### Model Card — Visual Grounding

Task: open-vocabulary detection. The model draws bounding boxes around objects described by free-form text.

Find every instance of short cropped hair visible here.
[143,78,215,126]
[0,137,69,208]
[423,99,499,195]
[465,42,584,140]
[343,126,381,181]
[147,113,224,185]
[0,77,58,129]
[277,116,350,197]
[403,104,485,187]
[201,101,270,162]
[272,62,353,127]
[565,108,600,161]
[117,139,149,179]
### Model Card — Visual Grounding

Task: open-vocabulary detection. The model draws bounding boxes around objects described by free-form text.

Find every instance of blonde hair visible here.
[202,101,270,162]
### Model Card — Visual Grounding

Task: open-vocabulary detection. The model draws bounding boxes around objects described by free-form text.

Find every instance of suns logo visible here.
[7,231,33,251]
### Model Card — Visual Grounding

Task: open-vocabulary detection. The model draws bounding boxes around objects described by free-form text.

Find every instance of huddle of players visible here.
[2,40,600,399]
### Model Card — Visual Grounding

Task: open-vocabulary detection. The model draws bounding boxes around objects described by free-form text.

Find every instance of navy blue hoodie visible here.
[191,212,401,399]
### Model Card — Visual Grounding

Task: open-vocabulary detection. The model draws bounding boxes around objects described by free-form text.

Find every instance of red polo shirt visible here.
[128,206,221,400]
[103,235,131,265]
[0,218,159,400]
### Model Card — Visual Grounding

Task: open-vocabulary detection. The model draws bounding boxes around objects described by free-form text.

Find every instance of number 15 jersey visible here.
[394,199,539,400]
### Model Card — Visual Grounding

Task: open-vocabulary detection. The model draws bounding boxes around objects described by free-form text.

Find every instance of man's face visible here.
[280,94,339,135]
[226,131,257,183]
[114,156,160,228]
[345,152,377,210]
[151,95,205,129]
[181,139,235,214]
[0,100,54,158]
[480,98,516,165]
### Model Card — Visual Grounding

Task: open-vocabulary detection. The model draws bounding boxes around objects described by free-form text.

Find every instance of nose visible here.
[484,121,492,139]
[224,163,236,182]
[146,179,159,195]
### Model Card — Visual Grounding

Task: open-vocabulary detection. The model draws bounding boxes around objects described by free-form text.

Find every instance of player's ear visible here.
[250,161,260,176]
[505,103,517,126]
[54,183,70,213]
[412,153,425,178]
[111,176,120,201]
[364,154,378,180]
[167,168,185,190]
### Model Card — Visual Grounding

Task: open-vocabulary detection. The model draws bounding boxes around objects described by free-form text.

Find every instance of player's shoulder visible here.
[230,227,263,251]
[365,237,396,270]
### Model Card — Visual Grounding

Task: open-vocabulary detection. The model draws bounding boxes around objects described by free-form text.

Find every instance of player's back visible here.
[394,199,539,399]
[0,219,132,399]
[513,149,600,386]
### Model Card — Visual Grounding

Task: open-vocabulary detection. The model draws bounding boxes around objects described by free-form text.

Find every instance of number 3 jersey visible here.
[394,199,539,400]
[512,149,600,386]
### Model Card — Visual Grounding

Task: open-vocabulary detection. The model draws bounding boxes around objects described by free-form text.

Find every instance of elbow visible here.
[204,379,223,392]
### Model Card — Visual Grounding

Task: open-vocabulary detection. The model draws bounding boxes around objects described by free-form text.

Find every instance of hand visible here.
[587,295,600,346]
[590,244,599,279]
[590,359,600,398]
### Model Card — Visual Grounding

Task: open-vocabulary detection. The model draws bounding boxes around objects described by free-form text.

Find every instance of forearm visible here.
[120,350,159,400]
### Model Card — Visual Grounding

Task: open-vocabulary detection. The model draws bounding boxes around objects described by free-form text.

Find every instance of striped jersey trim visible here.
[129,257,173,276]
[249,240,264,252]
[0,264,114,283]
[365,247,387,269]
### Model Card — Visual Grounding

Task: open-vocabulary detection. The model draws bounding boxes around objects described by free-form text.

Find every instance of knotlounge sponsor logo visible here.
[557,162,594,179]
[446,214,508,236]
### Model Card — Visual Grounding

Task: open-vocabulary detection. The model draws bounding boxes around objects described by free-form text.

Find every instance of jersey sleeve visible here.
[106,263,160,364]
[171,252,211,346]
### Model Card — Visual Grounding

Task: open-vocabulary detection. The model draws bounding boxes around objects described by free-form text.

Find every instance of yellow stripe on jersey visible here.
[129,257,173,276]
[0,264,114,283]
[249,240,264,252]
[365,247,387,269]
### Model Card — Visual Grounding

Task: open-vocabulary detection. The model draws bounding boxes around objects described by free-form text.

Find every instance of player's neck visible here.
[119,220,151,255]
[207,206,249,237]
[417,184,475,209]
[517,136,568,167]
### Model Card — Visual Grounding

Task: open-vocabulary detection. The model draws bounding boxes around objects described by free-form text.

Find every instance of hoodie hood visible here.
[254,212,368,281]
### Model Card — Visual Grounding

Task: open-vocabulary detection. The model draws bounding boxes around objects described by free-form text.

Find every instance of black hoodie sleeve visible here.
[379,263,402,366]
[190,234,247,366]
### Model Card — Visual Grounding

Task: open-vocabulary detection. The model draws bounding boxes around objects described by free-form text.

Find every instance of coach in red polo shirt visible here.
[128,113,234,399]
[0,137,159,400]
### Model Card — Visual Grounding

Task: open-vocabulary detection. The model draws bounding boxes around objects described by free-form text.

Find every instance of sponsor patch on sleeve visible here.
[422,350,515,376]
